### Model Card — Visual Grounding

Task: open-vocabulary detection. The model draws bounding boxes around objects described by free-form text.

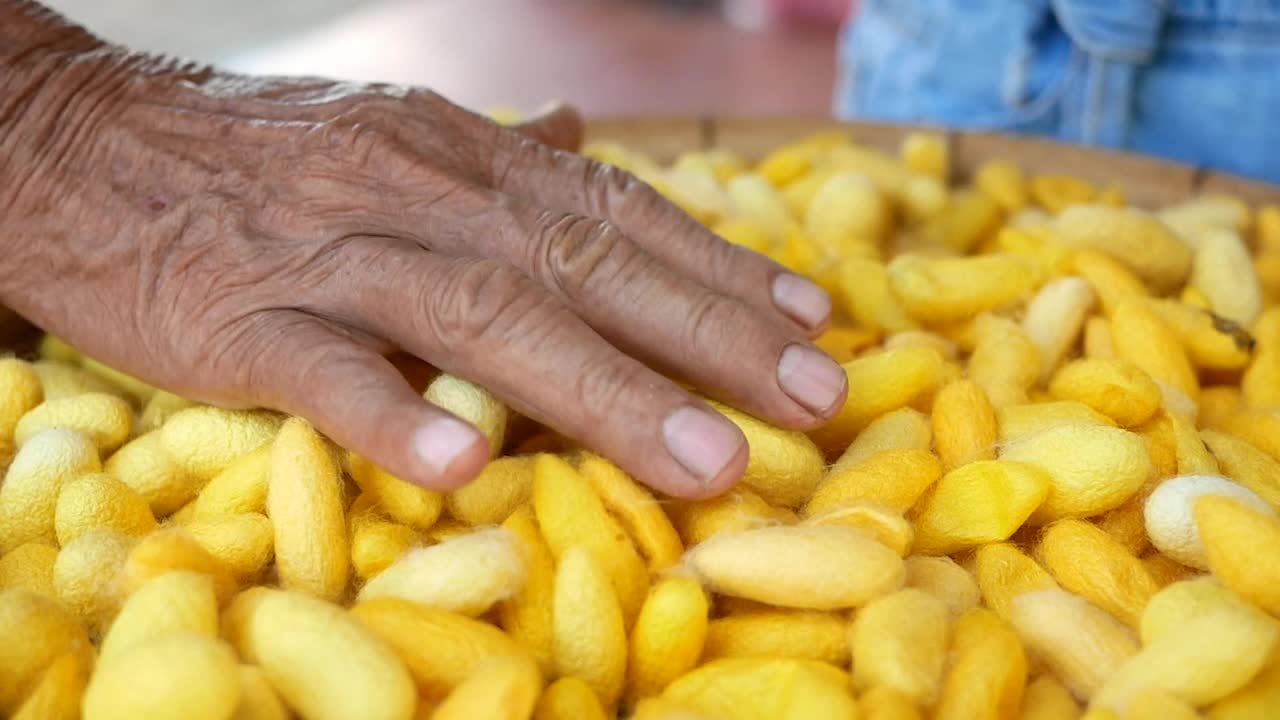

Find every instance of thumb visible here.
[513,102,584,153]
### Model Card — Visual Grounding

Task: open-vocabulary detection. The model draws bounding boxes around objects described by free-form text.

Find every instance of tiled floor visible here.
[47,0,841,117]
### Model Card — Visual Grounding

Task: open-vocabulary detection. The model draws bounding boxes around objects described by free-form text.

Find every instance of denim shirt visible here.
[835,1,1280,183]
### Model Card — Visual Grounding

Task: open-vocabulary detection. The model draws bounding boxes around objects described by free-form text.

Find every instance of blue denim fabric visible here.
[834,1,1280,183]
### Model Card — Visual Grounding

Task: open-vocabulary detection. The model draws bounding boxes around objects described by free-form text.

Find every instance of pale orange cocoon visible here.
[888,253,1042,324]
[578,453,684,572]
[267,417,348,602]
[627,576,710,702]
[858,686,923,720]
[552,545,627,708]
[667,487,796,548]
[356,528,525,617]
[1020,675,1081,720]
[850,588,950,704]
[349,453,442,531]
[903,555,980,618]
[1148,299,1253,372]
[1048,358,1161,428]
[1032,174,1098,213]
[1034,519,1158,628]
[1207,660,1280,720]
[496,507,556,673]
[82,633,241,720]
[662,657,858,720]
[1096,499,1151,557]
[1167,411,1219,476]
[0,588,92,714]
[1093,598,1279,709]
[0,542,57,597]
[707,401,826,509]
[1139,577,1256,647]
[803,448,942,518]
[832,407,932,470]
[431,654,541,720]
[1023,276,1096,382]
[105,432,202,517]
[1136,413,1179,481]
[534,677,609,720]
[224,588,416,720]
[445,455,534,526]
[804,503,914,556]
[1200,429,1280,509]
[1195,495,1280,614]
[159,407,282,480]
[704,609,848,666]
[0,428,101,553]
[190,444,270,519]
[971,543,1060,623]
[14,393,133,455]
[351,597,527,700]
[10,648,90,720]
[54,472,157,546]
[52,529,133,633]
[996,401,1116,444]
[1072,249,1147,316]
[1111,300,1200,405]
[1000,424,1153,523]
[1054,205,1191,292]
[1140,552,1197,589]
[1009,590,1139,700]
[684,524,904,610]
[1085,316,1117,360]
[931,379,998,470]
[120,528,238,607]
[933,608,1028,720]
[533,454,648,625]
[97,570,217,663]
[0,358,43,466]
[975,159,1028,211]
[809,347,943,456]
[837,257,919,335]
[184,513,274,583]
[1221,410,1280,463]
[910,460,1050,555]
[969,313,1043,408]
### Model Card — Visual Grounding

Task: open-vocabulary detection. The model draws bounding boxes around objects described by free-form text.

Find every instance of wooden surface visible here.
[6,119,1279,344]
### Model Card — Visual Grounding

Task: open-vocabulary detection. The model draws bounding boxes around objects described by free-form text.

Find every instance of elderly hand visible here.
[0,5,847,497]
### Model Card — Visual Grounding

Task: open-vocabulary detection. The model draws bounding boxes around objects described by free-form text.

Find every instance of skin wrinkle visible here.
[0,0,837,497]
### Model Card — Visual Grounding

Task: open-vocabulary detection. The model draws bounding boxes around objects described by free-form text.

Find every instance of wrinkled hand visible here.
[0,49,847,498]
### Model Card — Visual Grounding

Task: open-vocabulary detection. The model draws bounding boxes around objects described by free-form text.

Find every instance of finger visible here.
[322,241,749,499]
[511,102,584,153]
[489,133,832,336]
[480,198,846,427]
[250,314,490,490]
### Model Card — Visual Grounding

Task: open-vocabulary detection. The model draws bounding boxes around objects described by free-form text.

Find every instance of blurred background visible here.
[42,0,853,116]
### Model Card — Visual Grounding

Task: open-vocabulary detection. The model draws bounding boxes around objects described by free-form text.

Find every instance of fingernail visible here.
[663,405,746,488]
[771,273,831,329]
[777,344,848,415]
[413,417,481,478]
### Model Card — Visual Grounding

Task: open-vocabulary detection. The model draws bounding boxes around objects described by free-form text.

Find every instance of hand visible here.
[0,44,847,498]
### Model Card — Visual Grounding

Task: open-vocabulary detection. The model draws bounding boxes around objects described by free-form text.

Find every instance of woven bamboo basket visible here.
[5,118,1279,349]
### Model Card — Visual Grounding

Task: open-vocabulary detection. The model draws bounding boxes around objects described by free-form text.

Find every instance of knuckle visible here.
[533,215,637,301]
[420,259,532,351]
[684,293,757,356]
[572,355,652,426]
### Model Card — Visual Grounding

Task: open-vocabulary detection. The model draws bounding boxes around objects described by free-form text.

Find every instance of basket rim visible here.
[583,115,1280,204]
